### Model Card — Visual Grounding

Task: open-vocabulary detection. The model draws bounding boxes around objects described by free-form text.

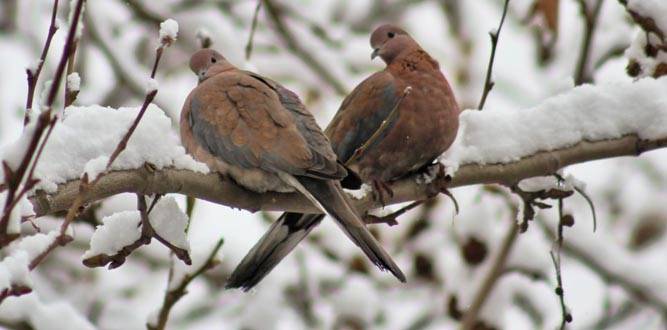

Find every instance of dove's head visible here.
[370,24,417,64]
[189,49,234,82]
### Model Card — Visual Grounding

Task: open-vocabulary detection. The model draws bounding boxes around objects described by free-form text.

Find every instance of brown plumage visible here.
[227,24,460,290]
[181,49,405,290]
[328,24,459,194]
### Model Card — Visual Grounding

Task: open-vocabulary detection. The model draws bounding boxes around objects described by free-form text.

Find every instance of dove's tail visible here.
[225,212,324,291]
[226,177,405,291]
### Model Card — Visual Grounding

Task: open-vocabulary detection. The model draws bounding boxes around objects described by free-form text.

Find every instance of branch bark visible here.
[30,134,667,217]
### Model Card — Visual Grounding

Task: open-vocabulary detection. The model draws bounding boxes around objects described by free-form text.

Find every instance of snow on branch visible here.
[26,77,667,217]
[82,196,191,269]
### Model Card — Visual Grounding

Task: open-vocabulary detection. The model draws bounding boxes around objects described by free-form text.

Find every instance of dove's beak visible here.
[371,48,380,60]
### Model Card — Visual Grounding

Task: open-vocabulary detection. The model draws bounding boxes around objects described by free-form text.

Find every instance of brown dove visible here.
[181,49,405,290]
[227,24,460,290]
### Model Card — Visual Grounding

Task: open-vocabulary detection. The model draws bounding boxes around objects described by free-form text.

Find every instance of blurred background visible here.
[0,0,666,329]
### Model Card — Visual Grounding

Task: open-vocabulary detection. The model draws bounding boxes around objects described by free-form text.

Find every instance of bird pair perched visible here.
[180,24,460,290]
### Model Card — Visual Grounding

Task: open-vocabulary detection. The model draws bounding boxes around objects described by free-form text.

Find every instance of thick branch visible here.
[31,134,667,217]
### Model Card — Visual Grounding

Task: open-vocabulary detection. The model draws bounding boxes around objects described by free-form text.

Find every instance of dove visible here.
[227,24,460,290]
[180,49,405,290]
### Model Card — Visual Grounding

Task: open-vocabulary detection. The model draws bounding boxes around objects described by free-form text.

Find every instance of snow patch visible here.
[159,19,179,46]
[442,78,667,173]
[344,183,372,200]
[66,72,81,92]
[144,77,158,94]
[149,197,190,251]
[82,210,142,260]
[9,104,209,193]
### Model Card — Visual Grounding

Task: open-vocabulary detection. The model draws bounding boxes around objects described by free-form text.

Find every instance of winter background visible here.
[0,0,666,329]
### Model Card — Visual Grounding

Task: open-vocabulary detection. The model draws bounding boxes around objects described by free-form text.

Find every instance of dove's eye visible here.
[387,32,395,38]
[211,57,217,63]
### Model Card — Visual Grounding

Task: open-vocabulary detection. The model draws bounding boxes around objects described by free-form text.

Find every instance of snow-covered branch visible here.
[29,77,667,217]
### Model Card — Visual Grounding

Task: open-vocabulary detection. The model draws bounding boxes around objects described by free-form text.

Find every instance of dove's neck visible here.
[388,49,439,72]
[205,62,236,79]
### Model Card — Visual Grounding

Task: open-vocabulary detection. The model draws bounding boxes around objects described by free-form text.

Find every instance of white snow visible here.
[82,210,142,259]
[0,252,30,288]
[149,197,190,251]
[518,176,572,192]
[159,19,179,46]
[9,231,59,261]
[442,77,667,174]
[144,77,158,94]
[6,104,208,193]
[82,155,109,181]
[66,72,81,92]
[0,293,95,330]
[39,79,53,110]
[344,183,372,200]
[330,274,380,324]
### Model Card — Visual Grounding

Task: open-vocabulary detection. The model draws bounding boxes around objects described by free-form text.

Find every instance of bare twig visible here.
[245,0,262,61]
[31,134,667,217]
[553,173,597,232]
[64,41,80,107]
[262,0,347,96]
[477,0,510,110]
[574,0,604,85]
[26,16,173,271]
[24,0,60,125]
[364,200,423,226]
[538,219,667,317]
[0,0,85,246]
[148,239,224,330]
[552,198,573,329]
[0,285,32,306]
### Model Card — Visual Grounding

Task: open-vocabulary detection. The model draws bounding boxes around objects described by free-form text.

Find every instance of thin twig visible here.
[574,0,604,85]
[45,1,85,108]
[551,251,572,329]
[245,0,262,61]
[64,40,80,107]
[574,186,597,232]
[148,239,224,330]
[26,17,172,272]
[24,0,60,125]
[364,200,423,226]
[552,198,573,329]
[477,0,510,110]
[0,0,84,246]
[537,219,667,317]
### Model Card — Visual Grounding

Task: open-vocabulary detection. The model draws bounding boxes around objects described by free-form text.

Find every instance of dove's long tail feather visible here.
[226,177,405,291]
[225,212,324,290]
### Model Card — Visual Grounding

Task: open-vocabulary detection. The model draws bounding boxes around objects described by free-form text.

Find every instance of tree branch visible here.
[574,0,604,85]
[30,134,667,217]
